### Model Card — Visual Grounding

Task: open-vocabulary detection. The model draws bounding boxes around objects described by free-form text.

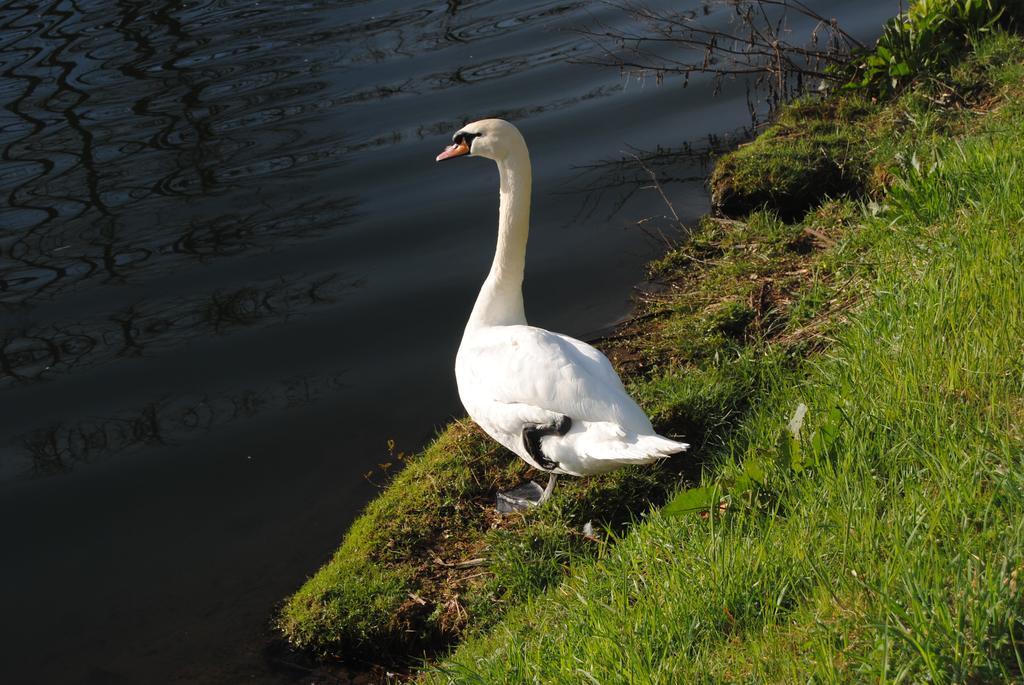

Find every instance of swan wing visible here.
[458,325,650,430]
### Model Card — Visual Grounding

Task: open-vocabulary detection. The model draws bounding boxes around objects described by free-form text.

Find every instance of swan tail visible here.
[552,422,687,472]
[584,433,688,462]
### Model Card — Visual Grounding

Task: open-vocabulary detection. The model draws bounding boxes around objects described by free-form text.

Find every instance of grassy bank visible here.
[278,182,850,665]
[426,32,1024,682]
[279,15,1024,682]
[278,158,871,664]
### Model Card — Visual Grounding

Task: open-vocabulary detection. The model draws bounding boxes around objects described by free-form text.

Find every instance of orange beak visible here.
[436,139,470,162]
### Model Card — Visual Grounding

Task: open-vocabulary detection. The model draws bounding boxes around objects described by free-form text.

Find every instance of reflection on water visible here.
[0,0,674,477]
[0,270,360,387]
[16,370,347,478]
[0,0,897,682]
[562,135,743,223]
[1,0,366,306]
[0,0,616,309]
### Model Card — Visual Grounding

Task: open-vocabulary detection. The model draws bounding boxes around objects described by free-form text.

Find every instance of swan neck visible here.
[467,149,531,329]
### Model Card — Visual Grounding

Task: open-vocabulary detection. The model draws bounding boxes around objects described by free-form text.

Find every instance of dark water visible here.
[0,1,895,682]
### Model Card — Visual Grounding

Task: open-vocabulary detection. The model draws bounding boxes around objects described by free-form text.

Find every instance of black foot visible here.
[496,481,545,512]
[496,473,558,512]
[522,415,572,471]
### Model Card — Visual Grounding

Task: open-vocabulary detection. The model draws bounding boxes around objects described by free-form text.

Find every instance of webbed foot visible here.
[496,473,558,512]
[496,481,545,512]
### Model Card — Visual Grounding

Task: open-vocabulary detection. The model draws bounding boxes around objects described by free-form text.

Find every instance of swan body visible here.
[437,119,687,502]
[456,324,685,477]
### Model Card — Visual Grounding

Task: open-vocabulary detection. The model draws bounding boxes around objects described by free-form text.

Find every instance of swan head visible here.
[436,118,526,163]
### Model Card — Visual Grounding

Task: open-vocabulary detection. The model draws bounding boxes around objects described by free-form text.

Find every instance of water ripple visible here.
[0,0,637,310]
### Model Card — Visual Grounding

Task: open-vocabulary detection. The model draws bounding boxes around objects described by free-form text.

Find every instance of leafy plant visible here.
[847,0,1015,94]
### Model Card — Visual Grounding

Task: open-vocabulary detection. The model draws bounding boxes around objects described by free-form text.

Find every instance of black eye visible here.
[453,131,481,145]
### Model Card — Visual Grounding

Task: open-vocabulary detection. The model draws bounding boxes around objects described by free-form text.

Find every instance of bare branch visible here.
[574,0,864,117]
[627,150,685,235]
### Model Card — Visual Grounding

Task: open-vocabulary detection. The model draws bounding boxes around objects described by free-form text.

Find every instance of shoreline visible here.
[275,20,1024,682]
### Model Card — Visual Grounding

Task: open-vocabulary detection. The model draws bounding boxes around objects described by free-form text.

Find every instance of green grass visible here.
[280,28,1024,680]
[845,0,1024,95]
[278,203,829,662]
[710,26,1024,222]
[279,159,869,664]
[709,97,877,221]
[425,33,1024,684]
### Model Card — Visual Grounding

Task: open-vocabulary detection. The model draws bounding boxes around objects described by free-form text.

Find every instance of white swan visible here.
[437,118,688,505]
